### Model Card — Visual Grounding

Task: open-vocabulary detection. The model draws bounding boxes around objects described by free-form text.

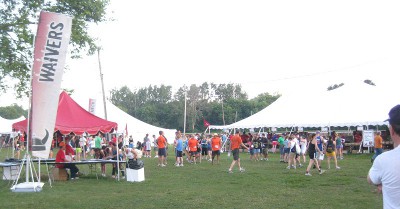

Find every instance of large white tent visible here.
[210,82,398,130]
[0,116,25,134]
[73,96,176,144]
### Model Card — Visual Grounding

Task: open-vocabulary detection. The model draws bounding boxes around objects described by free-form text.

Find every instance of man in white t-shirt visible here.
[368,104,400,209]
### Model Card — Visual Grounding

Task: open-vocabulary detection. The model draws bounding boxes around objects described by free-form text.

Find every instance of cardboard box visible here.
[126,168,145,182]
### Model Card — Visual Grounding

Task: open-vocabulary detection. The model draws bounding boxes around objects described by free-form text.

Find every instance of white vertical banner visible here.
[89,98,97,114]
[31,11,73,158]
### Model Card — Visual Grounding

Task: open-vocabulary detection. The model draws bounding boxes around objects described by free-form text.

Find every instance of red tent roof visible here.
[12,91,118,135]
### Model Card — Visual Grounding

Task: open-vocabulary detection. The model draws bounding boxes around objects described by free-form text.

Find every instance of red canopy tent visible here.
[12,91,118,135]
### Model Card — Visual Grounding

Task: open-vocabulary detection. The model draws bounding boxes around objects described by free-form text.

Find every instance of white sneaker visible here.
[319,170,326,175]
[305,173,312,176]
[161,164,166,167]
[336,166,341,170]
[180,164,184,167]
[286,166,290,169]
[239,167,245,172]
[228,169,233,174]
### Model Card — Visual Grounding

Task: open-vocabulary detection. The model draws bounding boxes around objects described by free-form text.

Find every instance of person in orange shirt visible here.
[188,134,198,164]
[371,131,383,163]
[228,130,249,173]
[211,133,222,165]
[157,131,167,167]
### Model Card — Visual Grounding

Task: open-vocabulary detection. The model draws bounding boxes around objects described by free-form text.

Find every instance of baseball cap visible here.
[213,133,218,136]
[385,104,400,125]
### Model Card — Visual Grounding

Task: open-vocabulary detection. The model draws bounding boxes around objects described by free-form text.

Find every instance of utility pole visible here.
[222,98,225,126]
[98,48,107,120]
[183,91,187,136]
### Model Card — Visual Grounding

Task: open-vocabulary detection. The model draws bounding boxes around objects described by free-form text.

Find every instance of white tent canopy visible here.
[0,116,25,134]
[215,82,397,130]
[73,95,176,144]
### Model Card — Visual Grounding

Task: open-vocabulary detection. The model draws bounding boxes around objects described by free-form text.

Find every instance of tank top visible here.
[336,137,342,146]
[309,142,316,154]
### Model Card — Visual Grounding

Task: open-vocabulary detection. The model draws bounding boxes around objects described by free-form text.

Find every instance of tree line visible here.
[109,82,280,133]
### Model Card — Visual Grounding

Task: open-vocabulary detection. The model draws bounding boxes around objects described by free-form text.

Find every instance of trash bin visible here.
[126,159,145,182]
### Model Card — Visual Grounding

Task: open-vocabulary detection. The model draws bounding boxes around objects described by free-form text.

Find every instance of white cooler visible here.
[126,168,145,182]
[3,165,20,180]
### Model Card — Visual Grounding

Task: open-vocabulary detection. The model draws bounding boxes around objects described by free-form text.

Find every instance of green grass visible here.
[0,147,382,209]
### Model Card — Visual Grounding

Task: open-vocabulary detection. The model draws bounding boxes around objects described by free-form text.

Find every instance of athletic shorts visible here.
[326,151,336,158]
[190,151,197,156]
[315,151,323,160]
[202,148,208,156]
[158,148,166,157]
[250,149,254,155]
[336,145,343,149]
[263,148,268,155]
[254,149,260,153]
[284,148,290,154]
[279,147,284,154]
[75,148,82,153]
[272,141,278,146]
[176,150,183,157]
[309,152,316,160]
[232,149,240,161]
[212,150,220,157]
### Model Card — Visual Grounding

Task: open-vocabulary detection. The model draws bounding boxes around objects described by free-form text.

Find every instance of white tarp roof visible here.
[216,82,397,129]
[0,116,25,133]
[73,95,176,144]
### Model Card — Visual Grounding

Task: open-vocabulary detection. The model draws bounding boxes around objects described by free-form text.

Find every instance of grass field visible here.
[0,147,382,209]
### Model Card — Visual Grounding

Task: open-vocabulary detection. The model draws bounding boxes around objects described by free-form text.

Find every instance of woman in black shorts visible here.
[305,133,325,176]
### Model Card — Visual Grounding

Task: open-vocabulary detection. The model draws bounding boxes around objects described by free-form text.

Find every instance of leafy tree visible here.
[0,0,110,97]
[327,83,344,91]
[109,82,279,132]
[251,92,280,112]
[109,86,134,113]
[364,79,376,86]
[0,104,27,119]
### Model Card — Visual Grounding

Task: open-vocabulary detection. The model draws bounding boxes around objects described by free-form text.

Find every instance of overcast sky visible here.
[2,0,400,108]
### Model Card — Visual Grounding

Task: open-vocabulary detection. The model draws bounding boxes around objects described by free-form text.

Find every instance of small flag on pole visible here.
[125,123,128,137]
[203,118,210,127]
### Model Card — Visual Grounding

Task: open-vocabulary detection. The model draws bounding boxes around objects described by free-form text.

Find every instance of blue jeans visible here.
[372,148,383,160]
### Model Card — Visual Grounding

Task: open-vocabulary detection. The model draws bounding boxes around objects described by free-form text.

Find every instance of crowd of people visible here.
[123,128,350,177]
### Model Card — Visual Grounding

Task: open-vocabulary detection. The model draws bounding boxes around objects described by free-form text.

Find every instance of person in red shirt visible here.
[188,134,199,164]
[228,130,249,173]
[211,133,222,165]
[157,131,167,167]
[55,141,79,180]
